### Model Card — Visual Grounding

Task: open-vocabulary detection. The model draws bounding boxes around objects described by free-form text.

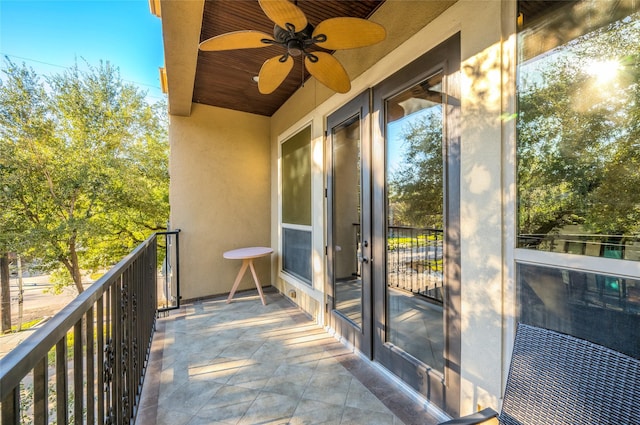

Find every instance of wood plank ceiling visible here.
[193,0,384,116]
[192,0,563,117]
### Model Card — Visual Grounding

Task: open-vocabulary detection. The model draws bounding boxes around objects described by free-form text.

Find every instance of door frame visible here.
[326,90,373,358]
[371,33,461,416]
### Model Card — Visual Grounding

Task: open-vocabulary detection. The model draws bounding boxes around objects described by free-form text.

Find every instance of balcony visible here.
[1,233,445,424]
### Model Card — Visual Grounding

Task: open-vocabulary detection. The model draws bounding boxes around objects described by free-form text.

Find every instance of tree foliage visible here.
[0,59,169,293]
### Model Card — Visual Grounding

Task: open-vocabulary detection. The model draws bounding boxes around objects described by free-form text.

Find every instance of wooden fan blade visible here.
[313,18,386,50]
[199,30,273,51]
[258,0,307,32]
[258,55,294,94]
[305,52,351,94]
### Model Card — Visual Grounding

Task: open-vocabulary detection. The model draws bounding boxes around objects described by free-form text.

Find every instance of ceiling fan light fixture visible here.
[287,39,304,56]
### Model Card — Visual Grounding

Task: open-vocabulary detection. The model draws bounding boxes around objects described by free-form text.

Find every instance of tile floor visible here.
[136,289,447,425]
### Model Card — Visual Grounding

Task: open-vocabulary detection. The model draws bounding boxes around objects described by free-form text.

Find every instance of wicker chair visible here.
[440,323,640,425]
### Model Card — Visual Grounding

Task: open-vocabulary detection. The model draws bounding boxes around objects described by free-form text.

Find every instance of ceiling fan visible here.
[199,0,386,94]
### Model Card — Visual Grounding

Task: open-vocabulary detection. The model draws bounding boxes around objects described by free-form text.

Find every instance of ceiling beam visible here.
[160,0,204,117]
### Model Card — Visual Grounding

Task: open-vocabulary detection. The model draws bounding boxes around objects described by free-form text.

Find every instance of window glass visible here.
[282,227,312,284]
[517,262,640,359]
[516,0,640,260]
[281,126,312,284]
[282,126,311,225]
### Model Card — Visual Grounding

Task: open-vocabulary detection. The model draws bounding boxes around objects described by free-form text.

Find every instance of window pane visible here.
[517,262,640,359]
[282,126,311,225]
[516,1,640,260]
[282,227,312,284]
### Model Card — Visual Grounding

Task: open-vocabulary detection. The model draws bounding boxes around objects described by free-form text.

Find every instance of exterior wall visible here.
[458,0,515,413]
[268,0,516,417]
[170,103,271,301]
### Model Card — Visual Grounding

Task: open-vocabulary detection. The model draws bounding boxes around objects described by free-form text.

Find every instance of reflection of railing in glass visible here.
[518,233,640,261]
[386,225,444,303]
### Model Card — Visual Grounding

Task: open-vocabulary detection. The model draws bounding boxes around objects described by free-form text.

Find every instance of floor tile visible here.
[290,398,345,425]
[236,392,298,425]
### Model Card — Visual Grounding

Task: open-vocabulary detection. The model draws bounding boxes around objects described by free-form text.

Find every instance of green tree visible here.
[0,59,168,294]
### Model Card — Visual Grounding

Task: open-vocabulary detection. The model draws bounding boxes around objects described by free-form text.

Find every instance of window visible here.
[281,126,312,284]
[517,263,640,358]
[516,0,640,357]
[516,0,640,260]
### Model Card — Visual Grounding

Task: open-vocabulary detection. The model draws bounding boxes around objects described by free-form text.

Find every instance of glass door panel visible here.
[385,72,445,371]
[333,117,363,327]
[326,91,372,357]
[371,33,460,415]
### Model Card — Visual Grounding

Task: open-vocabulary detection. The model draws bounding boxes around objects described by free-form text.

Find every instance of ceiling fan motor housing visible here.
[273,23,316,56]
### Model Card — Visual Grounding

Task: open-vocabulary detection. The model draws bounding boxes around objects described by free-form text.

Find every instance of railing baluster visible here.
[86,306,95,425]
[73,321,83,424]
[112,277,121,424]
[34,356,48,425]
[129,263,135,419]
[97,295,105,425]
[56,337,68,425]
[1,385,19,424]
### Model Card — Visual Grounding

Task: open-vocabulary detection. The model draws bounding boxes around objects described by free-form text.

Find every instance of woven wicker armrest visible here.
[438,407,499,425]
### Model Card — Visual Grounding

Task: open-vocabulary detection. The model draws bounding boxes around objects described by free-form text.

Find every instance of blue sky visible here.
[0,0,165,103]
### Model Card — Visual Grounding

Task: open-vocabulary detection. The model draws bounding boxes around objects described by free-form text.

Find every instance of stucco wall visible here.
[268,0,516,417]
[170,103,271,301]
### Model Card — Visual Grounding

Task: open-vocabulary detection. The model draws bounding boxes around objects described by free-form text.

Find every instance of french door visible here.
[326,91,372,357]
[371,34,461,415]
[326,34,460,415]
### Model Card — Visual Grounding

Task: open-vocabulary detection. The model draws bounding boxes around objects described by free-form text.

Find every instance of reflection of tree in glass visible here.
[517,14,640,240]
[389,108,443,229]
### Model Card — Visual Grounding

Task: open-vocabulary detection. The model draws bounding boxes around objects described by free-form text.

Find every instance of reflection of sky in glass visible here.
[387,106,442,175]
[518,12,639,92]
[517,12,639,156]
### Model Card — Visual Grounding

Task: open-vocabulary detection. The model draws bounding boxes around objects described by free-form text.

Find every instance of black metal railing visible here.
[387,225,444,303]
[157,231,181,312]
[0,230,180,424]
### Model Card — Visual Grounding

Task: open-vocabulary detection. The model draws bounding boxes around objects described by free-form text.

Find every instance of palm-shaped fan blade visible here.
[199,30,274,51]
[258,55,294,94]
[258,0,307,32]
[305,52,350,94]
[313,18,386,50]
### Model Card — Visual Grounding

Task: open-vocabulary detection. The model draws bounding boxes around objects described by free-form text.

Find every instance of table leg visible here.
[249,261,266,305]
[226,259,250,303]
